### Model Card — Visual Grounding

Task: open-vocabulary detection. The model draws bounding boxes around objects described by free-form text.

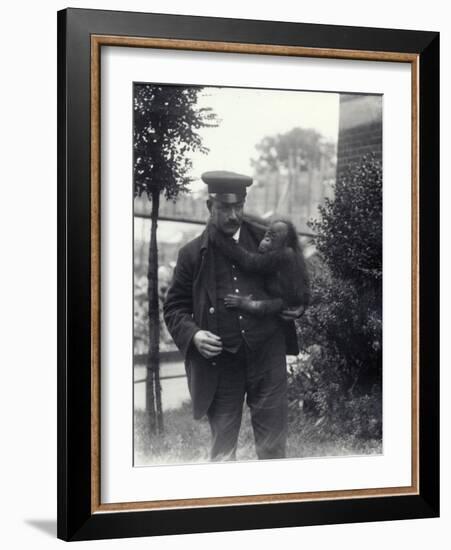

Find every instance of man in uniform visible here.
[163,171,302,461]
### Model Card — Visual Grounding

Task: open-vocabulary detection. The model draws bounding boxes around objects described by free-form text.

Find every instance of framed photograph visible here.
[57,8,439,541]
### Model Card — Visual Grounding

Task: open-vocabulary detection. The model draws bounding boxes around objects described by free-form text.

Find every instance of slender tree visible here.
[133,84,217,434]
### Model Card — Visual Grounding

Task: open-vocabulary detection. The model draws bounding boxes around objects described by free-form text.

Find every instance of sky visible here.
[187,86,339,191]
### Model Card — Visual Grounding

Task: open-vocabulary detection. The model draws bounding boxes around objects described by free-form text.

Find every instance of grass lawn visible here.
[134,400,382,466]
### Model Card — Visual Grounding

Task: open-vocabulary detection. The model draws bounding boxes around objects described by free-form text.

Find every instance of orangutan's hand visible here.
[279,304,306,321]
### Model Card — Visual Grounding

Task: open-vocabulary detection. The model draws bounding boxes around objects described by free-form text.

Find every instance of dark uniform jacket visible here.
[163,220,299,419]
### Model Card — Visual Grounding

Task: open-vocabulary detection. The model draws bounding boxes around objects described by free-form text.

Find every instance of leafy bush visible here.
[292,155,383,443]
[310,154,382,284]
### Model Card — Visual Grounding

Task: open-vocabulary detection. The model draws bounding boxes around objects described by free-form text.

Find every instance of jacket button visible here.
[212,361,217,366]
[209,307,215,314]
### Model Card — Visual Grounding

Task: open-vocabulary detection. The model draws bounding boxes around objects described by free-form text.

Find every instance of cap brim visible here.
[209,193,246,204]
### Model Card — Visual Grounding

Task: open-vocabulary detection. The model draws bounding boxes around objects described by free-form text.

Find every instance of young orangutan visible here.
[210,219,310,317]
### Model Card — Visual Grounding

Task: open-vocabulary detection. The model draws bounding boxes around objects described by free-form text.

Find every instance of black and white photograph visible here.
[133,83,383,466]
[0,0,444,546]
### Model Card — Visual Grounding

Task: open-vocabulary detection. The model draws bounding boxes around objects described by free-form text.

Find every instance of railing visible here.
[133,349,186,384]
[134,211,316,238]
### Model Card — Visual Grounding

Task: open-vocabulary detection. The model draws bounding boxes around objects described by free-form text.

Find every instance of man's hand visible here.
[192,330,223,359]
[279,304,306,321]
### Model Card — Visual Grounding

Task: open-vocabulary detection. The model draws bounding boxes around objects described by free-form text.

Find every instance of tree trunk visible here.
[145,210,156,434]
[146,189,164,434]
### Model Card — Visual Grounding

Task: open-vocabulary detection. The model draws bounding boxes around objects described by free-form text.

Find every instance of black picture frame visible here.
[57,7,439,541]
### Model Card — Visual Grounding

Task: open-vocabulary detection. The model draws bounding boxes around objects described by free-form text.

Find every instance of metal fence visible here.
[133,350,185,385]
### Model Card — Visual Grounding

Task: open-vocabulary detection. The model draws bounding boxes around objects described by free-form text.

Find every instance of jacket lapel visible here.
[197,227,216,307]
[239,221,260,252]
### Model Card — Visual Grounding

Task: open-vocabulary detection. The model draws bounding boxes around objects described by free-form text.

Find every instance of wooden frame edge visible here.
[411,54,420,497]
[91,34,418,62]
[90,34,420,515]
[91,34,101,513]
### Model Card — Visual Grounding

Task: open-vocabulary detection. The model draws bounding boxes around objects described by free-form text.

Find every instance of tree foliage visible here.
[134,85,218,200]
[252,127,336,173]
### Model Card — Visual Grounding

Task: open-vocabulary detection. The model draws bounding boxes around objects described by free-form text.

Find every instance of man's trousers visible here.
[206,330,288,461]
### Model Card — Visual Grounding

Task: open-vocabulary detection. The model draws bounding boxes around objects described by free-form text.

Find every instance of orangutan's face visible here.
[258,221,288,253]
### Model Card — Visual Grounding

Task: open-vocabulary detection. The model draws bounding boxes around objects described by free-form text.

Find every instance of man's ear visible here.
[206,199,212,213]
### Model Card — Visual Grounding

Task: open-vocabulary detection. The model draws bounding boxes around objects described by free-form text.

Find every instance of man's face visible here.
[207,198,245,236]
